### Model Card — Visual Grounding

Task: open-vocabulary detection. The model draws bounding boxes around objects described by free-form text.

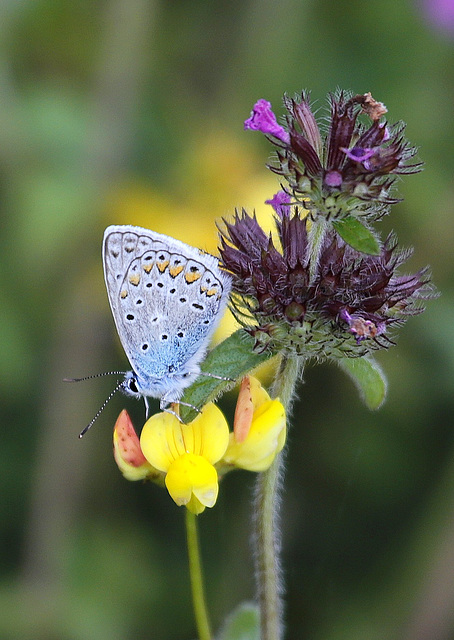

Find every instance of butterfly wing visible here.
[103,225,231,398]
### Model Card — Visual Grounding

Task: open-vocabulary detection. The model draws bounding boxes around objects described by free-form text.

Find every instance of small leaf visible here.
[338,356,387,409]
[217,602,260,640]
[180,330,274,422]
[332,217,380,255]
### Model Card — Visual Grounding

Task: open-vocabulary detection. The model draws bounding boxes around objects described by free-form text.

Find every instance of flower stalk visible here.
[222,90,435,640]
[254,355,304,640]
[186,509,212,640]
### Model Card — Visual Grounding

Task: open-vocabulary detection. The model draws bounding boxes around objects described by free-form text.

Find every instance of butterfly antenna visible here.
[64,371,127,383]
[78,379,125,439]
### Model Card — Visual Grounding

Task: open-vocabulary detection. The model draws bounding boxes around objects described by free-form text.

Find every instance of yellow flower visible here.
[113,378,286,512]
[140,403,230,514]
[223,376,286,472]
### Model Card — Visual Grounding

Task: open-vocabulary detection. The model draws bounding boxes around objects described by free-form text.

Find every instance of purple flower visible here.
[420,0,454,36]
[324,171,343,188]
[248,91,422,219]
[265,190,292,217]
[244,99,290,144]
[219,208,435,357]
[341,147,377,164]
[339,309,386,344]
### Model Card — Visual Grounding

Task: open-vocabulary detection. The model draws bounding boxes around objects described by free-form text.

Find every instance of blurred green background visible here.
[1,1,453,639]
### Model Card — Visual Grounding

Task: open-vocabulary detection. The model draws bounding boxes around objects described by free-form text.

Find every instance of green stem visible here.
[185,509,212,640]
[254,355,304,640]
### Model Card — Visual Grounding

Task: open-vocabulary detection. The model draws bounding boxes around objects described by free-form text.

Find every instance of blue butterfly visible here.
[68,225,232,436]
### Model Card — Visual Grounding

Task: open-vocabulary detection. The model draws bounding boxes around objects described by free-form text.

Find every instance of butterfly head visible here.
[120,367,199,405]
[121,370,143,399]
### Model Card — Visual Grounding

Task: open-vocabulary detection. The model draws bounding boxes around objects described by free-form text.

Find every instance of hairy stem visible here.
[185,509,212,640]
[254,355,304,640]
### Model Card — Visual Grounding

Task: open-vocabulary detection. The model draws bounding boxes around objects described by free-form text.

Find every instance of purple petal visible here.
[265,190,291,217]
[324,170,343,188]
[244,99,290,144]
[341,146,377,163]
[339,309,384,343]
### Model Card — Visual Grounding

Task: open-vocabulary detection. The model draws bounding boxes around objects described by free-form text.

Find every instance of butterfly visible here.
[68,225,232,436]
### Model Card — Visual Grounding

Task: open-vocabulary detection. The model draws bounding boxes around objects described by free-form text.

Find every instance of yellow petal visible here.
[193,402,230,463]
[224,398,286,472]
[113,410,159,482]
[165,453,219,511]
[249,375,272,411]
[140,403,230,471]
[140,410,185,472]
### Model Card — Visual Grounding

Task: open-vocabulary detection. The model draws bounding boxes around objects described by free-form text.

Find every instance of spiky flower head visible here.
[219,207,434,359]
[244,91,422,221]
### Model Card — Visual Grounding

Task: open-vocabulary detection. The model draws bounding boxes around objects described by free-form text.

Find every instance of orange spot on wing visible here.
[185,270,202,283]
[170,265,184,278]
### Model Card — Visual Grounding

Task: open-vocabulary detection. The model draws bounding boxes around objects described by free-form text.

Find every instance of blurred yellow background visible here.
[1,1,453,639]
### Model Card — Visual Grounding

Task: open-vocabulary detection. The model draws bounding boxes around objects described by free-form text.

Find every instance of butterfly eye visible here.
[127,378,138,393]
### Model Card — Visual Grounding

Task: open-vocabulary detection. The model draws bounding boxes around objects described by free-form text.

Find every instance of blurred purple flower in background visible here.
[419,0,454,35]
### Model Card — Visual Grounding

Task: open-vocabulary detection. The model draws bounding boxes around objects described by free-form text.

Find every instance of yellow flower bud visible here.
[224,377,286,472]
[113,410,160,482]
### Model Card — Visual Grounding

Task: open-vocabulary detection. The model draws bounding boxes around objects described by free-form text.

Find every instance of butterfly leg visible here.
[159,394,201,422]
[177,400,201,413]
[143,396,150,419]
[199,371,235,382]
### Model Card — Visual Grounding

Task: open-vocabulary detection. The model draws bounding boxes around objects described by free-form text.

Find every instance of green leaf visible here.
[332,217,380,255]
[338,356,387,409]
[217,602,260,640]
[180,330,275,422]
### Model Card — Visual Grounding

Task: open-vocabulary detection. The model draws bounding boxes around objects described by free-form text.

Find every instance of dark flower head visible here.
[219,208,435,359]
[245,91,422,221]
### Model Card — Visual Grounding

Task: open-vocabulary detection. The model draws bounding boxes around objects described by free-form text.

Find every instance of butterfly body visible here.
[103,225,231,408]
